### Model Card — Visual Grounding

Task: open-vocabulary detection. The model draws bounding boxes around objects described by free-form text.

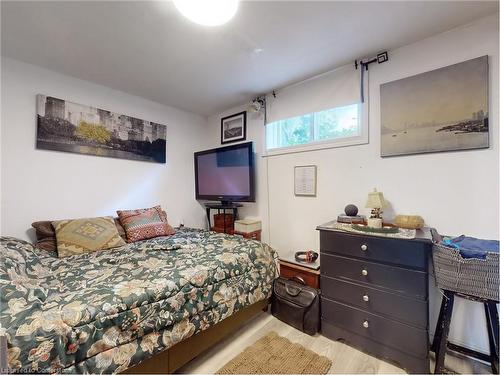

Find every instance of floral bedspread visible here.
[0,228,279,374]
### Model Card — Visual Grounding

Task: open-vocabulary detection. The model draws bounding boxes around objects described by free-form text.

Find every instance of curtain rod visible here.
[267,51,389,100]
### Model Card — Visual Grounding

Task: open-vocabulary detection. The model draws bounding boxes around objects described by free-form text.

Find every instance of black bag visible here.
[271,276,320,335]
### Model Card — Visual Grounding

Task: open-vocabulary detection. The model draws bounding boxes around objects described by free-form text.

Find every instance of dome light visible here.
[173,0,239,26]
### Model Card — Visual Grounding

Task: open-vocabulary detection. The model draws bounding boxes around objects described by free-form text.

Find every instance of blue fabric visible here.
[442,235,499,259]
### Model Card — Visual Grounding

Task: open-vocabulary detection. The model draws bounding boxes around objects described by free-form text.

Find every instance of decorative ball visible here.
[344,204,359,217]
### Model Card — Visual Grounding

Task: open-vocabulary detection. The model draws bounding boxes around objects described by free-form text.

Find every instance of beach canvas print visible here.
[380,56,489,157]
[36,95,167,163]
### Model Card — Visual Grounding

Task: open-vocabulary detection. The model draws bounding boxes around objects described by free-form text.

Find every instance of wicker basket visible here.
[432,240,499,301]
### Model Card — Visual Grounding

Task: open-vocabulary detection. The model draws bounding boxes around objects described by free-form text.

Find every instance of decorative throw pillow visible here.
[32,218,128,253]
[113,217,127,240]
[52,216,126,257]
[31,221,57,252]
[117,205,175,242]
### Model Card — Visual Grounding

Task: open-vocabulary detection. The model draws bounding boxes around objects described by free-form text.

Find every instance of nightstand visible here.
[279,256,320,288]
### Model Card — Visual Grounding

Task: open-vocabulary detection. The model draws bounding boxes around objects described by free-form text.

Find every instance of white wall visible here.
[206,15,499,354]
[1,58,208,240]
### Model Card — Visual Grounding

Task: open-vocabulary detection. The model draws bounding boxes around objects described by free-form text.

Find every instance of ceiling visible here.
[1,1,498,116]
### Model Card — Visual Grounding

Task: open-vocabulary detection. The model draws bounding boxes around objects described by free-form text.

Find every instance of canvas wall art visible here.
[36,95,167,163]
[380,56,489,157]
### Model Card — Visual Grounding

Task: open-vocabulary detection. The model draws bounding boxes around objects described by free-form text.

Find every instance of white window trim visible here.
[263,100,369,157]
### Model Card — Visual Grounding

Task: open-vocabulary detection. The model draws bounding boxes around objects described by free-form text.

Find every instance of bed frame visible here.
[123,299,269,374]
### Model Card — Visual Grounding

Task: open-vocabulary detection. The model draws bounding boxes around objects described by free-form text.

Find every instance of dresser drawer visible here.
[280,263,320,289]
[321,275,428,328]
[321,253,427,298]
[321,297,428,358]
[320,230,428,270]
[321,321,430,374]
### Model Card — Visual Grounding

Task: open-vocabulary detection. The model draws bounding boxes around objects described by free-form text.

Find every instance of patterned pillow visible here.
[117,205,175,242]
[31,221,57,252]
[52,216,126,258]
[32,218,128,253]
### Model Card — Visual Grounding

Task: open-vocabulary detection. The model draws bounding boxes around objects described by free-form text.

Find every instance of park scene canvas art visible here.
[36,95,167,163]
[380,56,489,156]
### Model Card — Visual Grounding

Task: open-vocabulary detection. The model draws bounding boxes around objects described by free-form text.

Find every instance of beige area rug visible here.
[216,331,332,374]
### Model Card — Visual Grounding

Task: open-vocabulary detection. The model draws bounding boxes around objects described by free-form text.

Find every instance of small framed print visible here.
[294,165,317,197]
[221,111,247,144]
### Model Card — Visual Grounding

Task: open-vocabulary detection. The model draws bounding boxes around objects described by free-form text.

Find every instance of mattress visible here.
[0,228,278,374]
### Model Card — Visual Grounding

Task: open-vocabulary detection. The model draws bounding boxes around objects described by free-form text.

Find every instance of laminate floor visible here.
[178,312,492,374]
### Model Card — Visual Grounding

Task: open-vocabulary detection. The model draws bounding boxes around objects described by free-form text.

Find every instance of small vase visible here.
[367,217,383,228]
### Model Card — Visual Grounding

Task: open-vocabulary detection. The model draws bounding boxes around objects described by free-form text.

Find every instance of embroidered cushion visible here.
[52,216,126,257]
[117,205,175,242]
[33,218,128,253]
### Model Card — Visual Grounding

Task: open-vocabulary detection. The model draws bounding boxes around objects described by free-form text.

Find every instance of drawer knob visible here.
[361,269,368,276]
[362,294,370,302]
[363,320,369,328]
[361,244,368,251]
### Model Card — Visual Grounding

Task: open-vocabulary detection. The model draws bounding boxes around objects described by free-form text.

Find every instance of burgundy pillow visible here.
[116,205,175,242]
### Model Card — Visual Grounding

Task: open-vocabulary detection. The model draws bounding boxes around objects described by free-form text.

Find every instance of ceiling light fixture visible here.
[173,0,239,26]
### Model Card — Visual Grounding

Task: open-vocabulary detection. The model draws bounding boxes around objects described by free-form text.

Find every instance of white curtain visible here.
[265,63,362,124]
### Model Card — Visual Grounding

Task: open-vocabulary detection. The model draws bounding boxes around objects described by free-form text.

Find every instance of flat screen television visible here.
[194,142,255,204]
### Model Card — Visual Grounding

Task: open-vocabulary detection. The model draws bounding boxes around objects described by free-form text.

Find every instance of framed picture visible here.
[221,111,246,144]
[36,95,167,163]
[294,165,317,197]
[381,55,489,157]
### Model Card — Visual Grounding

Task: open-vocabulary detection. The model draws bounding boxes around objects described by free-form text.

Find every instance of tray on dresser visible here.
[317,220,425,240]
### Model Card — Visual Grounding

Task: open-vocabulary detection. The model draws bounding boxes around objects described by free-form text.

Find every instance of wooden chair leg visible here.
[434,291,455,374]
[484,301,499,374]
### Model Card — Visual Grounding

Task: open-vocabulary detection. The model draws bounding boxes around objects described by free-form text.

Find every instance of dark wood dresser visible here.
[317,222,432,374]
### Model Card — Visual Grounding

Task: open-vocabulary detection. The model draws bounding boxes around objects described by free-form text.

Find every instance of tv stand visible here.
[205,203,242,234]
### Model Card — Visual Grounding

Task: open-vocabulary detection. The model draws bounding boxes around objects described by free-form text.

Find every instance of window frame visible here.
[263,100,369,157]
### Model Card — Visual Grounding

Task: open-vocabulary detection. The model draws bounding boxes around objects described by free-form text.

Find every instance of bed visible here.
[0,228,279,374]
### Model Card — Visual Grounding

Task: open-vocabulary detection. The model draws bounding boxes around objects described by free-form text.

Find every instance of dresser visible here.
[317,222,432,374]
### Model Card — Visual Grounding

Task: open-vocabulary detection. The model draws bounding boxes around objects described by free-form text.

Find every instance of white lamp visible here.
[365,188,387,228]
[173,0,239,26]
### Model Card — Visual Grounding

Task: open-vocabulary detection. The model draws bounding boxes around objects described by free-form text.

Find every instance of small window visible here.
[266,103,364,152]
